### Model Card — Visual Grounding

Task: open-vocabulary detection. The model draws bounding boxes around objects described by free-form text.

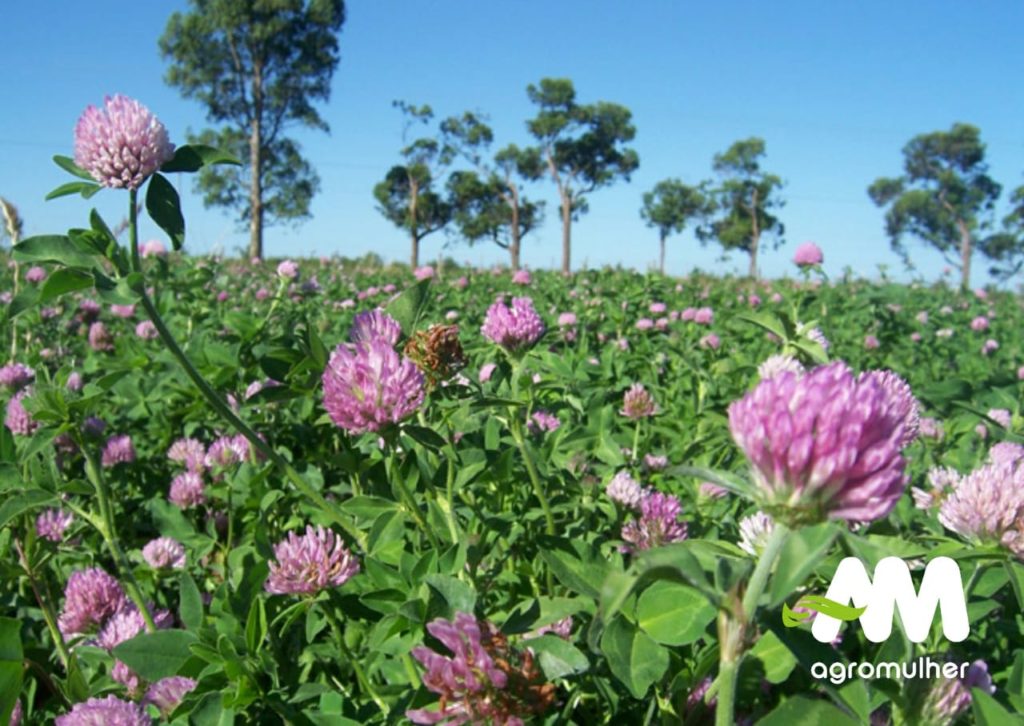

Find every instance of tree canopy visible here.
[868,123,1003,290]
[160,0,345,258]
[698,138,784,278]
[525,78,639,274]
[640,179,709,274]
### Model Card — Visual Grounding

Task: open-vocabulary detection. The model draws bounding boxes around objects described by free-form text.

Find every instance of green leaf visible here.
[39,267,94,303]
[423,574,476,614]
[385,278,431,336]
[0,618,23,726]
[538,536,609,598]
[769,523,839,607]
[635,580,716,646]
[179,572,203,631]
[0,490,58,529]
[749,630,797,684]
[45,180,102,201]
[757,696,860,725]
[246,597,267,653]
[526,635,589,679]
[13,235,102,269]
[160,144,242,173]
[972,689,1024,725]
[52,154,95,180]
[112,629,198,681]
[403,425,447,450]
[3,289,40,321]
[599,616,669,699]
[145,172,185,250]
[1005,560,1024,611]
[735,311,787,340]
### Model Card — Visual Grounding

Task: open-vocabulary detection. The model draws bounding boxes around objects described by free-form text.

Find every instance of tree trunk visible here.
[509,186,521,272]
[561,193,572,275]
[248,64,264,261]
[409,175,419,269]
[958,219,972,292]
[748,189,760,279]
[659,231,667,275]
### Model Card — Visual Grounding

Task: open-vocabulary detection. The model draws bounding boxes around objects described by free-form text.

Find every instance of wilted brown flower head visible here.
[403,324,467,388]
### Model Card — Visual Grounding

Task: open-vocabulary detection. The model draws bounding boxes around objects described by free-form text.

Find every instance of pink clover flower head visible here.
[0,363,34,391]
[793,241,824,267]
[982,339,999,356]
[528,409,560,434]
[757,354,804,381]
[621,383,658,419]
[322,338,424,434]
[407,612,519,725]
[110,304,136,318]
[693,307,714,325]
[142,537,186,569]
[620,491,689,553]
[144,677,198,719]
[135,320,158,340]
[478,362,498,383]
[66,371,84,392]
[349,308,402,346]
[738,512,775,556]
[864,334,880,350]
[25,265,47,284]
[700,333,721,350]
[276,259,299,280]
[58,567,127,637]
[5,391,37,436]
[265,525,359,595]
[414,265,435,280]
[938,460,1024,558]
[74,94,175,190]
[168,437,206,472]
[921,659,994,725]
[988,441,1024,466]
[858,370,920,448]
[727,361,909,524]
[140,239,167,258]
[101,434,135,467]
[481,297,545,353]
[36,508,74,542]
[635,317,654,331]
[512,268,532,285]
[970,315,990,331]
[94,604,173,652]
[606,471,644,509]
[88,321,114,352]
[169,471,206,509]
[643,453,669,471]
[557,312,577,327]
[55,695,150,726]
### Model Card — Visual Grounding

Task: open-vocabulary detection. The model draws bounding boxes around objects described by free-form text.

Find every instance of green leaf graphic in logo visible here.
[782,596,867,628]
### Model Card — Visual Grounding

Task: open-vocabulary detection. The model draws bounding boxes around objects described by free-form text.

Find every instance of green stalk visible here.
[126,215,364,550]
[82,447,158,632]
[715,522,790,726]
[385,454,441,552]
[15,539,74,671]
[631,420,641,463]
[510,414,555,537]
[322,604,389,715]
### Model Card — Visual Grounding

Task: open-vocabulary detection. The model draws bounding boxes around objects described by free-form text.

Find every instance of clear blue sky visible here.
[2,1,1023,285]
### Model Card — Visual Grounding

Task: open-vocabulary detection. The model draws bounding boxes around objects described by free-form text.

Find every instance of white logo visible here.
[809,556,969,643]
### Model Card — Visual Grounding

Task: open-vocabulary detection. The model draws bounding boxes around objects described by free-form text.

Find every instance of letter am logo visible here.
[782,556,969,643]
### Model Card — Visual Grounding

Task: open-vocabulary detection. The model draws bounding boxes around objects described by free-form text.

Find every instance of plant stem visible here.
[386,454,441,552]
[322,604,389,715]
[510,414,555,537]
[135,291,365,549]
[15,539,74,671]
[716,522,790,726]
[631,420,641,463]
[82,448,157,632]
[741,522,790,620]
